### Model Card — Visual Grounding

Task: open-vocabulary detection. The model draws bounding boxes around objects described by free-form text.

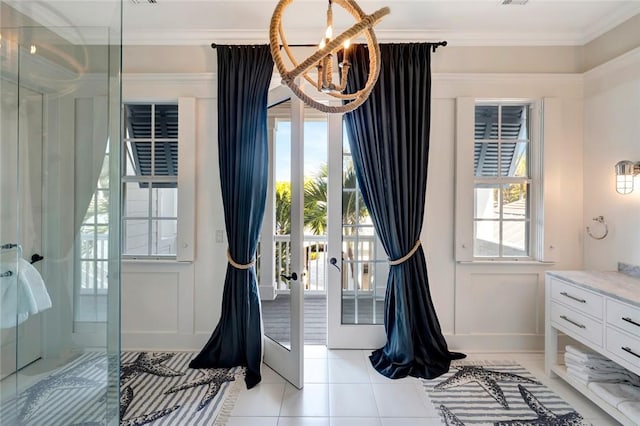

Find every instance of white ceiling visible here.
[7,0,640,46]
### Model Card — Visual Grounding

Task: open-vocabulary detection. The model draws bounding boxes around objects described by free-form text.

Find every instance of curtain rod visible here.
[210,41,448,52]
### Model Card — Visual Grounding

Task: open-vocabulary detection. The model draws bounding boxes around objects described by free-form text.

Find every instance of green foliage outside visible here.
[275,162,367,237]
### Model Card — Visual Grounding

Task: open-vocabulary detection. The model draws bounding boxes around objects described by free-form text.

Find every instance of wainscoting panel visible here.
[453,266,546,351]
[121,262,195,349]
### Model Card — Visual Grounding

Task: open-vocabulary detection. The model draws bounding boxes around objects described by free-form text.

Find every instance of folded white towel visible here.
[565,352,621,370]
[0,259,52,328]
[588,382,640,407]
[18,258,51,314]
[565,344,610,362]
[567,366,636,385]
[566,367,590,386]
[1,267,30,328]
[618,401,640,424]
[564,350,640,387]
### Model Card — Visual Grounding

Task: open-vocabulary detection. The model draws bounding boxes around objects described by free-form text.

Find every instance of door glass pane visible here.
[302,109,328,344]
[262,99,292,350]
[341,123,384,325]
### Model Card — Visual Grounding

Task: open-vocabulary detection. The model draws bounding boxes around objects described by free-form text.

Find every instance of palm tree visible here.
[302,163,369,290]
[275,181,291,235]
[303,163,367,236]
[304,164,328,235]
[274,163,369,290]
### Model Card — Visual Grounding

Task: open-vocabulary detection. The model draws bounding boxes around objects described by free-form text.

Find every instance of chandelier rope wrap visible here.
[269,0,390,113]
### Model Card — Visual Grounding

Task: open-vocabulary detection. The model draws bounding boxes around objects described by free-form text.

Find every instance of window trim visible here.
[455,97,544,263]
[121,97,195,261]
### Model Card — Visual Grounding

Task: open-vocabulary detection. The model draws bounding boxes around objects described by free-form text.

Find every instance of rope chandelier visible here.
[269,0,390,114]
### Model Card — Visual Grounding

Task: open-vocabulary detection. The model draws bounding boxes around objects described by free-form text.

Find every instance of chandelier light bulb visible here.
[325,25,333,39]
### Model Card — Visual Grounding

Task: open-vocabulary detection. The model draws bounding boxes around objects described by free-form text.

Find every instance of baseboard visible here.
[122,332,547,353]
[444,334,545,353]
[121,332,209,352]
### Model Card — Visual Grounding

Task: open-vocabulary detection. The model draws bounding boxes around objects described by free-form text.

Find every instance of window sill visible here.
[122,258,192,265]
[457,260,556,266]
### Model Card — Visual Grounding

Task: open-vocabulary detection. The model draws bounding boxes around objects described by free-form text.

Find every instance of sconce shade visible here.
[615,160,639,194]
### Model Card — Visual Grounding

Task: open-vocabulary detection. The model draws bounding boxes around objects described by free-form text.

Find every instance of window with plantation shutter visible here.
[121,100,195,260]
[456,99,543,262]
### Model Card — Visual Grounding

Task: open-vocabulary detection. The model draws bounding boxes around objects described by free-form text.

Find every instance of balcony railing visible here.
[273,234,328,294]
[267,233,385,297]
[80,233,109,294]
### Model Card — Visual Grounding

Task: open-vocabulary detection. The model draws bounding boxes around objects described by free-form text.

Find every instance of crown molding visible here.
[583,46,640,80]
[122,73,216,82]
[8,1,640,47]
[580,3,640,45]
[122,28,596,47]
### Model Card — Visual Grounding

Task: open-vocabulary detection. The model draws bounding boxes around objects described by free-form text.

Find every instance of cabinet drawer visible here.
[607,299,640,339]
[551,279,603,319]
[606,327,640,374]
[551,302,603,346]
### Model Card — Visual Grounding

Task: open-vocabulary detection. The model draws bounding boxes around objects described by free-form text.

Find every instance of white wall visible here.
[121,74,229,350]
[120,64,588,352]
[583,48,640,270]
[119,33,639,352]
[427,75,584,352]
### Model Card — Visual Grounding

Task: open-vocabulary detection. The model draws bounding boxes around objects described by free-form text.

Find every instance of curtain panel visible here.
[190,45,274,389]
[344,43,465,379]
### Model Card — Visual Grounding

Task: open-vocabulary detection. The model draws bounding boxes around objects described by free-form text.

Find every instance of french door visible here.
[262,86,387,382]
[326,115,386,349]
[262,86,304,388]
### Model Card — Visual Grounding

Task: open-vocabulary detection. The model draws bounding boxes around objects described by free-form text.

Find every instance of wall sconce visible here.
[615,160,640,194]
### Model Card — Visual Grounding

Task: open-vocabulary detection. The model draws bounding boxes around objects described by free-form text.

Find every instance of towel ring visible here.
[586,216,608,240]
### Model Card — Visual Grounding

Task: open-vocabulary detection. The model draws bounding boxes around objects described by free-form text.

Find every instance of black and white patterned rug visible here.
[119,351,242,425]
[422,361,589,425]
[0,351,242,425]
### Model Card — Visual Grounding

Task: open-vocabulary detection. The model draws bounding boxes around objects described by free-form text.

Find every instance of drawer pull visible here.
[560,292,586,303]
[560,315,586,329]
[622,317,640,328]
[621,346,640,359]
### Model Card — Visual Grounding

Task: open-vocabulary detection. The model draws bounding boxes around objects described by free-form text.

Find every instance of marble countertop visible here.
[547,270,640,306]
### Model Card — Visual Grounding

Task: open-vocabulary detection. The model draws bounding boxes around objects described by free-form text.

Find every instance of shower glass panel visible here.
[0,2,122,424]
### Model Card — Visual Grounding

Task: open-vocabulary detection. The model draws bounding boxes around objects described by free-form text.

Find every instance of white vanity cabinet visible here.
[545,271,640,426]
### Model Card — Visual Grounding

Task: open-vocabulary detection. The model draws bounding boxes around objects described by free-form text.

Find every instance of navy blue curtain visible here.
[343,43,465,380]
[190,45,273,389]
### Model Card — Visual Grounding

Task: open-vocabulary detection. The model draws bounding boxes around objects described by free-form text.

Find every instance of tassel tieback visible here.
[227,249,255,270]
[388,240,421,266]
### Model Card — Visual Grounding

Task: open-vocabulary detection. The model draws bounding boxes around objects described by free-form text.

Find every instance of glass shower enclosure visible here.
[0,1,121,424]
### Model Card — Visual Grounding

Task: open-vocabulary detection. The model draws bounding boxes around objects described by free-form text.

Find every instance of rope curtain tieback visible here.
[226,249,255,270]
[388,240,422,266]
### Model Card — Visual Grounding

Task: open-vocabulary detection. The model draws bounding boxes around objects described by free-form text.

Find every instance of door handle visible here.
[329,257,340,271]
[280,272,298,281]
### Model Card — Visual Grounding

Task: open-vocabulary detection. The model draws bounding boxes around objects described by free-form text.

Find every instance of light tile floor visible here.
[227,346,620,426]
